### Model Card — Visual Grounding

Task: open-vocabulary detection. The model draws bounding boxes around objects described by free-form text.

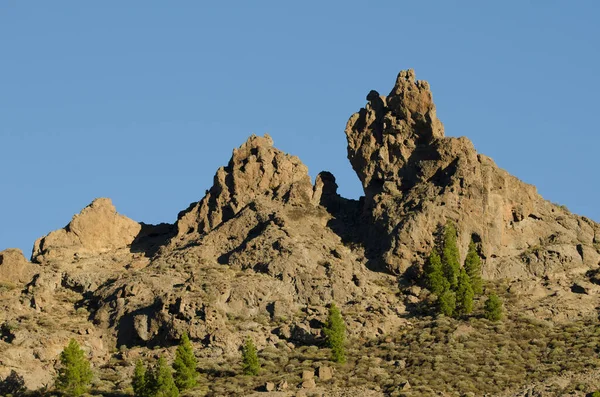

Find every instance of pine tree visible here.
[55,339,93,397]
[424,250,449,296]
[438,290,456,317]
[441,222,461,289]
[324,303,347,364]
[484,294,503,321]
[456,268,474,316]
[132,360,148,397]
[152,357,179,397]
[241,338,260,376]
[173,333,197,391]
[464,240,483,295]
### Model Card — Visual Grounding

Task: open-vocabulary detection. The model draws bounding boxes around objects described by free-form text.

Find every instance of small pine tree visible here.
[441,222,461,289]
[484,294,503,321]
[241,338,260,376]
[424,250,448,296]
[438,290,456,317]
[173,333,197,391]
[456,268,474,316]
[324,303,347,364]
[132,360,148,397]
[152,357,179,397]
[55,339,93,397]
[464,240,483,295]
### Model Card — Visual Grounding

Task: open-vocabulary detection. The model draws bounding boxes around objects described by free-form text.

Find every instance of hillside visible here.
[1,70,599,397]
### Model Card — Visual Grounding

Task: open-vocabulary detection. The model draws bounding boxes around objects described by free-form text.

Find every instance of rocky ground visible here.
[1,69,599,396]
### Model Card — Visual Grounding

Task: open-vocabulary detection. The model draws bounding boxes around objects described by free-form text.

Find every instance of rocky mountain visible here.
[1,70,599,396]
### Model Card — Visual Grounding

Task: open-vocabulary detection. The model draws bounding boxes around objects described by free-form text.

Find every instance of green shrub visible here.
[151,357,179,397]
[456,268,474,316]
[55,339,93,396]
[132,360,148,397]
[464,240,483,295]
[484,294,503,321]
[424,250,448,296]
[441,222,461,289]
[438,290,456,317]
[173,333,198,390]
[242,338,260,376]
[324,303,347,363]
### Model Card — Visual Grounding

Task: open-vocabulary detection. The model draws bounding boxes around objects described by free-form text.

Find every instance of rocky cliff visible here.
[0,70,599,396]
[346,69,599,280]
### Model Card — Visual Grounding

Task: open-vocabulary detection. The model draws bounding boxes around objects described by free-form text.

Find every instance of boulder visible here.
[0,249,37,284]
[32,198,141,263]
[317,366,333,381]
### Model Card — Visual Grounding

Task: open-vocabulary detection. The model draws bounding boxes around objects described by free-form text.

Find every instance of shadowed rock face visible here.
[345,69,599,277]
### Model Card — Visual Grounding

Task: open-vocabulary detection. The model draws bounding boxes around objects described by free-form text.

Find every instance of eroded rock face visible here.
[174,134,314,241]
[89,138,405,354]
[32,198,142,263]
[345,69,600,277]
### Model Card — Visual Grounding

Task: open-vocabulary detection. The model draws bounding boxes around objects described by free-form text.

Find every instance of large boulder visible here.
[0,249,37,284]
[32,198,142,263]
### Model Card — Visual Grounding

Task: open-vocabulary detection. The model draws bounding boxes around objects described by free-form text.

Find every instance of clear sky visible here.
[1,2,599,257]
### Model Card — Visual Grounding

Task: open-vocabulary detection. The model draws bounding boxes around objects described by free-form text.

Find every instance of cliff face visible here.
[345,69,599,279]
[1,69,599,394]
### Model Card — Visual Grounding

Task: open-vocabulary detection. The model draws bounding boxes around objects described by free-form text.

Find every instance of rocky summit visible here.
[1,70,600,397]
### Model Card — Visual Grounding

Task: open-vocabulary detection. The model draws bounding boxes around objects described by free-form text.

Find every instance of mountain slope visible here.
[0,70,599,396]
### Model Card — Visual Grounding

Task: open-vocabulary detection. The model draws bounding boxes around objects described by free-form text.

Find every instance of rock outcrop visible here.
[173,134,314,242]
[345,69,600,279]
[0,249,37,284]
[89,135,405,353]
[32,198,142,263]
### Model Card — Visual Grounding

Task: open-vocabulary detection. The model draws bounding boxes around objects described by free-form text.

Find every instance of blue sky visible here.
[1,2,599,257]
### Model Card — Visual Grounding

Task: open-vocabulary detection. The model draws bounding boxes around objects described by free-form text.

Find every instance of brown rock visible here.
[0,248,37,284]
[317,366,333,381]
[345,69,600,279]
[265,381,275,392]
[302,369,314,381]
[301,378,316,389]
[32,198,141,263]
[277,380,289,391]
[173,134,314,240]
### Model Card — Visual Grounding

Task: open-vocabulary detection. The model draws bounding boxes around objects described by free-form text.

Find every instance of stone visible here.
[31,198,141,263]
[0,249,37,284]
[302,369,314,381]
[276,380,288,391]
[317,366,333,381]
[301,378,316,389]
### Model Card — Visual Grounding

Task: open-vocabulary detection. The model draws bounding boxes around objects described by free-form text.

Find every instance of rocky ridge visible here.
[0,69,599,396]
